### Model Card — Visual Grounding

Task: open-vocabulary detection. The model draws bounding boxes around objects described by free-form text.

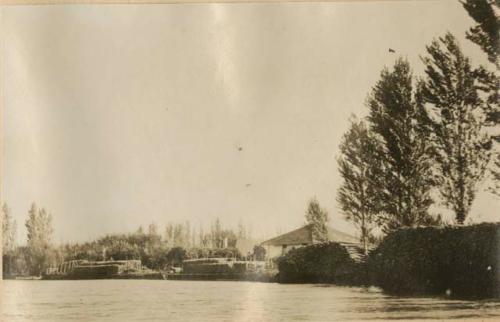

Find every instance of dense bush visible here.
[276,242,362,284]
[253,245,266,261]
[367,222,500,299]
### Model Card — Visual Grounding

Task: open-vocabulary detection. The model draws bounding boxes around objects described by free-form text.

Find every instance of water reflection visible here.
[2,280,499,321]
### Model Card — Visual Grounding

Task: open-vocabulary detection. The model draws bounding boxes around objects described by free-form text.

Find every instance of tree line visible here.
[1,202,258,277]
[337,0,499,253]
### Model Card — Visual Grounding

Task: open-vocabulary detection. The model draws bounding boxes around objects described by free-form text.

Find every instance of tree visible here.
[211,218,223,248]
[2,204,17,277]
[198,226,209,248]
[2,203,16,254]
[166,247,187,266]
[419,33,491,223]
[147,223,159,241]
[337,119,383,253]
[25,203,54,275]
[461,0,500,196]
[367,58,438,231]
[184,221,191,248]
[305,198,329,243]
[489,154,500,196]
[461,0,499,66]
[173,223,185,247]
[237,220,247,240]
[165,223,174,247]
[252,245,266,261]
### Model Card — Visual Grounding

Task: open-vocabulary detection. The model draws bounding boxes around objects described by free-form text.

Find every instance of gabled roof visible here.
[261,225,313,246]
[261,224,358,246]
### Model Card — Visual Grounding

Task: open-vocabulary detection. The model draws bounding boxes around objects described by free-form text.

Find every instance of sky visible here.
[1,1,498,244]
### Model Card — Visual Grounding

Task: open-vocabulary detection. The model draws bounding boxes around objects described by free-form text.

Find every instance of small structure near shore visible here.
[261,224,363,260]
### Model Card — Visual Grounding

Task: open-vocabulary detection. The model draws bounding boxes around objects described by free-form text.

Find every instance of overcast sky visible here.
[2,1,498,244]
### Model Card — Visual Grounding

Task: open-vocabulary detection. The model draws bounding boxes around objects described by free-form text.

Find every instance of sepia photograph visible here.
[1,0,499,321]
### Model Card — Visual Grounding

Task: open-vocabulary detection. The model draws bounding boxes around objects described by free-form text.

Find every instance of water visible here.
[2,280,499,321]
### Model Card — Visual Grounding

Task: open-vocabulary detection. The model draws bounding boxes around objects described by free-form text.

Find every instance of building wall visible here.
[265,245,283,258]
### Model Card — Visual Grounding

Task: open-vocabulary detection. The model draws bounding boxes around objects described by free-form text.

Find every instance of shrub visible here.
[208,247,242,259]
[253,245,266,261]
[166,247,187,266]
[276,242,361,284]
[367,222,500,299]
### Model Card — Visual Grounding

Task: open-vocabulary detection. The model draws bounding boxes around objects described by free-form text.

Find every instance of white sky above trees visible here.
[2,1,498,244]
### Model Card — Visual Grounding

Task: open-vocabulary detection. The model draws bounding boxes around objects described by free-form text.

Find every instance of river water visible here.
[1,280,499,321]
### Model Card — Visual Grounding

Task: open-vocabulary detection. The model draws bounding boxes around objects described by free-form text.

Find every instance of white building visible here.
[261,224,360,259]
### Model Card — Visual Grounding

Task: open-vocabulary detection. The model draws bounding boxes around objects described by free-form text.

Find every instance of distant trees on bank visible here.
[1,202,256,277]
[338,1,499,245]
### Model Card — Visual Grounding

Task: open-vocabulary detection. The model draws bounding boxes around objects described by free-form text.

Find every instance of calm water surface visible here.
[1,280,499,321]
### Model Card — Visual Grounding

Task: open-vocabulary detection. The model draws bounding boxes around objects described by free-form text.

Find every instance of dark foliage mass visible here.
[461,0,499,66]
[276,242,363,285]
[460,1,500,194]
[252,245,267,261]
[367,222,500,299]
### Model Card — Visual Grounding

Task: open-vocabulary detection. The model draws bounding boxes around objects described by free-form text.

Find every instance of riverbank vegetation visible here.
[276,222,498,299]
[367,222,499,299]
[276,242,362,285]
[2,204,256,278]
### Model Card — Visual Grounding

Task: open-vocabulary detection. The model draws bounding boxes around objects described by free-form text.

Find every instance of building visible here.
[261,224,360,259]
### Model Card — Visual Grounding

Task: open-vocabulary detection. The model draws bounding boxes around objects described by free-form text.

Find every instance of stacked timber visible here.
[167,258,272,281]
[43,259,163,280]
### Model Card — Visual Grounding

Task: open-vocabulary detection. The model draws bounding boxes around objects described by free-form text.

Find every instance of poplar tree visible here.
[419,33,491,224]
[461,0,500,196]
[305,198,329,243]
[337,119,382,253]
[2,204,17,277]
[25,203,54,275]
[2,203,16,254]
[461,0,499,66]
[367,58,438,232]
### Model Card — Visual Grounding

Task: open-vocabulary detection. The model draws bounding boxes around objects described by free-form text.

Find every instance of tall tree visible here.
[2,203,16,254]
[173,223,185,247]
[25,203,54,275]
[337,119,382,253]
[147,222,161,249]
[165,223,174,247]
[461,0,500,196]
[237,220,247,240]
[184,221,191,248]
[367,58,438,232]
[419,33,491,223]
[489,154,500,196]
[461,0,499,66]
[2,204,17,277]
[305,198,329,243]
[211,218,223,248]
